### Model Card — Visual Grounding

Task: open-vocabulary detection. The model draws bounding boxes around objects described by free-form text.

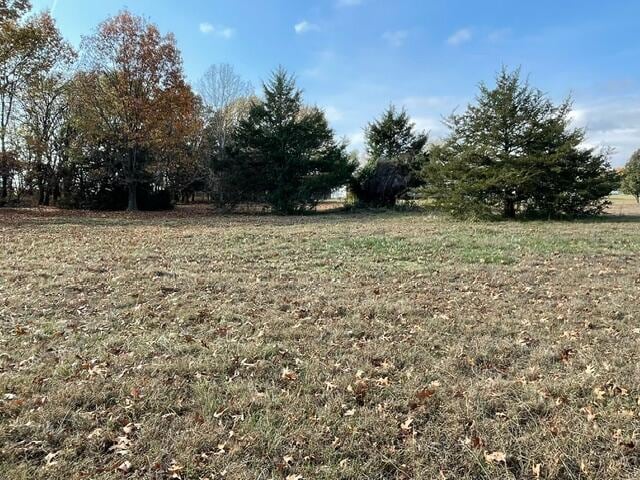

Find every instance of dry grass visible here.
[1,202,639,479]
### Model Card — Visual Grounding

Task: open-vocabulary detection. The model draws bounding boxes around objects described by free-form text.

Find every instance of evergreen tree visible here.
[425,68,617,218]
[224,68,356,213]
[621,150,640,203]
[352,106,428,206]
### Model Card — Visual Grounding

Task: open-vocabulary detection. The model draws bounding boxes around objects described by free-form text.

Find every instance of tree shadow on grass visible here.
[573,214,640,224]
[0,204,432,229]
[3,205,640,229]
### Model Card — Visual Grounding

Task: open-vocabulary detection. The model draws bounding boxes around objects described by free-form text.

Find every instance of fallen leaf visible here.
[44,451,59,467]
[416,388,436,401]
[401,417,414,431]
[281,367,298,382]
[484,451,507,464]
[532,463,542,479]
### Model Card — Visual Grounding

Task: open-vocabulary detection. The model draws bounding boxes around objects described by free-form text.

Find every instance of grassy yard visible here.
[1,204,639,479]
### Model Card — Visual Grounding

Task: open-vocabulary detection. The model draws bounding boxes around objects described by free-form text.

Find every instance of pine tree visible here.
[352,106,428,206]
[425,68,617,218]
[621,150,640,203]
[223,68,356,214]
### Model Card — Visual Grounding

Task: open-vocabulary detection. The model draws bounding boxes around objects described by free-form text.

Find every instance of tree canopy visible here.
[0,7,73,201]
[0,0,30,22]
[621,150,640,203]
[222,68,356,213]
[0,8,624,218]
[352,106,428,206]
[74,11,198,210]
[425,68,618,218]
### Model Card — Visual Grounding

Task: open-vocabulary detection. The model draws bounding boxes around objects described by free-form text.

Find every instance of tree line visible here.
[0,2,628,218]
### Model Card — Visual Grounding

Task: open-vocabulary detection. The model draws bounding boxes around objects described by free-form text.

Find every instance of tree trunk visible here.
[1,175,7,199]
[127,181,138,211]
[503,198,516,219]
[126,148,139,211]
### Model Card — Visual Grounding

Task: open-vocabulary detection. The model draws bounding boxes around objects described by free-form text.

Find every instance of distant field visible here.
[1,206,639,479]
[608,194,640,216]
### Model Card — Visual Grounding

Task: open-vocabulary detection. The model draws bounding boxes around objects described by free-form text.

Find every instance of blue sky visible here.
[32,0,640,165]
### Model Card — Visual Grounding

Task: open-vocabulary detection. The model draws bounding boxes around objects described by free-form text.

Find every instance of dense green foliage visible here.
[621,150,640,203]
[352,106,428,206]
[0,4,624,217]
[425,69,618,218]
[220,69,356,213]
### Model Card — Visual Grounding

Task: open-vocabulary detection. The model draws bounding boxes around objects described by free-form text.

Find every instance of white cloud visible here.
[447,28,472,46]
[570,97,640,166]
[383,30,409,47]
[199,22,214,34]
[295,20,320,34]
[324,106,344,123]
[413,116,444,135]
[199,23,235,39]
[346,131,366,151]
[218,27,235,39]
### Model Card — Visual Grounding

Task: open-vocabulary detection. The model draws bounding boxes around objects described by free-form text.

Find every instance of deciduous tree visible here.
[197,63,253,201]
[20,73,70,205]
[75,11,195,210]
[0,5,72,201]
[0,0,30,22]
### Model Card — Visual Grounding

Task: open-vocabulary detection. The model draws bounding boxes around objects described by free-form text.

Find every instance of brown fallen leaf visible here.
[130,387,142,399]
[281,367,298,382]
[416,388,436,401]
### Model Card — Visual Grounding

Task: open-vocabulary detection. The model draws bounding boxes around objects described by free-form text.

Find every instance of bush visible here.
[139,188,173,211]
[59,184,173,211]
[352,106,428,207]
[351,158,417,207]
